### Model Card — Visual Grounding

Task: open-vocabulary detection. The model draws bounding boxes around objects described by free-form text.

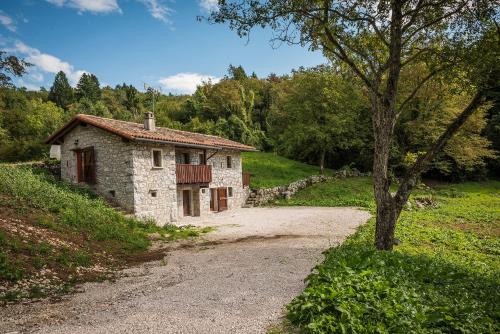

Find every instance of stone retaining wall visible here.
[249,169,371,206]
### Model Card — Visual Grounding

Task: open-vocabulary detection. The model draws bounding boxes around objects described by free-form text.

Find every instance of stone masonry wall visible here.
[208,149,246,210]
[131,143,177,225]
[60,125,135,212]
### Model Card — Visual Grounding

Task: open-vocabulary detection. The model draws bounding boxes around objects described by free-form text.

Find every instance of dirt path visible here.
[0,207,370,334]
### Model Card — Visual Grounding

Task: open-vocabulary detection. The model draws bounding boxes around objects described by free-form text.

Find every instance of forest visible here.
[0,59,498,181]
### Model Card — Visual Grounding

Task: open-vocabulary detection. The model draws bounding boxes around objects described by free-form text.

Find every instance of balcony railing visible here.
[176,164,212,184]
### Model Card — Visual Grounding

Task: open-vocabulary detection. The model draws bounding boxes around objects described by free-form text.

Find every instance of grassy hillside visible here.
[277,178,500,333]
[242,152,333,189]
[0,165,210,303]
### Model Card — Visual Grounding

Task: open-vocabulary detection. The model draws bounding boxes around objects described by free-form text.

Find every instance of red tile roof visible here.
[45,114,257,151]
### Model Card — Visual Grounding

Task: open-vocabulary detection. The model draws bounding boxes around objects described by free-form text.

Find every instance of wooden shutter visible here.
[76,150,84,183]
[83,147,96,184]
[217,187,228,211]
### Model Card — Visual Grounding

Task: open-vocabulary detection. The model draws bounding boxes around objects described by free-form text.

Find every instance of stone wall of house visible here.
[250,169,372,206]
[209,149,246,210]
[60,125,135,212]
[131,143,177,225]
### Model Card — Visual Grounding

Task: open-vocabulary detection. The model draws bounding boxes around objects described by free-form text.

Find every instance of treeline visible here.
[0,64,498,180]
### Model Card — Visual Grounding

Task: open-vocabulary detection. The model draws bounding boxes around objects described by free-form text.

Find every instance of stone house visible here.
[45,113,255,225]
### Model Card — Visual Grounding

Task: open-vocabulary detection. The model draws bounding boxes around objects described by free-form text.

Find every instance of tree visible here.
[75,73,101,102]
[270,66,367,174]
[227,64,248,81]
[48,71,73,109]
[210,0,500,250]
[0,51,31,87]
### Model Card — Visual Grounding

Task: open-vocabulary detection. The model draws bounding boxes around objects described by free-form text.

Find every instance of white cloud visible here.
[30,71,44,82]
[46,0,121,14]
[0,11,16,32]
[199,0,219,13]
[158,72,220,94]
[12,41,87,86]
[138,0,173,24]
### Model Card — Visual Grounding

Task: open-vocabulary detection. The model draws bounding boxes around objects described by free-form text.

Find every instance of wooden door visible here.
[210,188,217,211]
[83,147,96,184]
[183,190,191,216]
[76,150,83,182]
[217,187,228,212]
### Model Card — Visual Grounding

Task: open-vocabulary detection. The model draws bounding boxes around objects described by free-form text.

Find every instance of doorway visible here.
[182,190,191,216]
[217,187,228,212]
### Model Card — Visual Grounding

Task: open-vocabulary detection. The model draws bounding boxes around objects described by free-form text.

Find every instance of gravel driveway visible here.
[1,207,370,334]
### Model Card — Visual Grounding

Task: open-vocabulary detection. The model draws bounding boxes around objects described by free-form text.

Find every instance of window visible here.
[150,190,157,198]
[109,190,116,197]
[152,149,162,168]
[226,156,232,168]
[183,152,190,164]
[199,153,205,165]
[228,187,233,197]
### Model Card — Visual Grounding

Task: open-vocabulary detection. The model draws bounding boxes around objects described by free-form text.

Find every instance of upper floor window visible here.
[226,156,232,168]
[199,153,206,165]
[182,152,190,164]
[152,149,163,168]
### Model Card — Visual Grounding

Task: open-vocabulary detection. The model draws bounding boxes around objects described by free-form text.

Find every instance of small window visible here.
[183,153,190,164]
[226,156,232,168]
[109,190,116,197]
[228,187,233,197]
[199,153,205,165]
[150,190,157,198]
[152,149,162,168]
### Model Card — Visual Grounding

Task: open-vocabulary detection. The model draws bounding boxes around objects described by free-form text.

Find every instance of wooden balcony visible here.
[176,164,212,184]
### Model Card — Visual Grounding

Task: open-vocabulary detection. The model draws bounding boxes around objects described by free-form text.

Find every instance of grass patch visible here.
[275,176,374,208]
[242,152,333,189]
[280,178,500,333]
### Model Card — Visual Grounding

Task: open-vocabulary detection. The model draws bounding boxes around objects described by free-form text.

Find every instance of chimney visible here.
[144,112,155,131]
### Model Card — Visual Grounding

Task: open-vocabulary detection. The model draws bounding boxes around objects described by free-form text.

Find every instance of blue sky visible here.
[0,0,325,94]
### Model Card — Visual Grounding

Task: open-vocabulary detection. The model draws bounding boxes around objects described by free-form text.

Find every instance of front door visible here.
[217,187,228,212]
[210,188,217,211]
[182,190,191,216]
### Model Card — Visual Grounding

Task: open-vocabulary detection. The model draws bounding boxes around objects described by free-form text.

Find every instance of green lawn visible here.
[242,152,332,189]
[277,177,500,333]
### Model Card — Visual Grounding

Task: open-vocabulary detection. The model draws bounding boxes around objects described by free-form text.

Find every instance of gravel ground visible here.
[0,207,370,334]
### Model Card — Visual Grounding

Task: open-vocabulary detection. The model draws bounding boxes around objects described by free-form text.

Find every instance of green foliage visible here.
[0,90,66,161]
[242,151,333,188]
[0,165,150,252]
[395,65,497,179]
[269,66,371,171]
[0,51,30,88]
[75,73,101,103]
[281,179,500,333]
[48,71,73,109]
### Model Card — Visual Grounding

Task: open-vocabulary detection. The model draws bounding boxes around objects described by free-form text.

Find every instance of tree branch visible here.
[396,68,442,115]
[394,89,487,204]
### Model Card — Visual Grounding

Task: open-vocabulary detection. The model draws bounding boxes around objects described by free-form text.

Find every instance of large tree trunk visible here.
[372,99,399,250]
